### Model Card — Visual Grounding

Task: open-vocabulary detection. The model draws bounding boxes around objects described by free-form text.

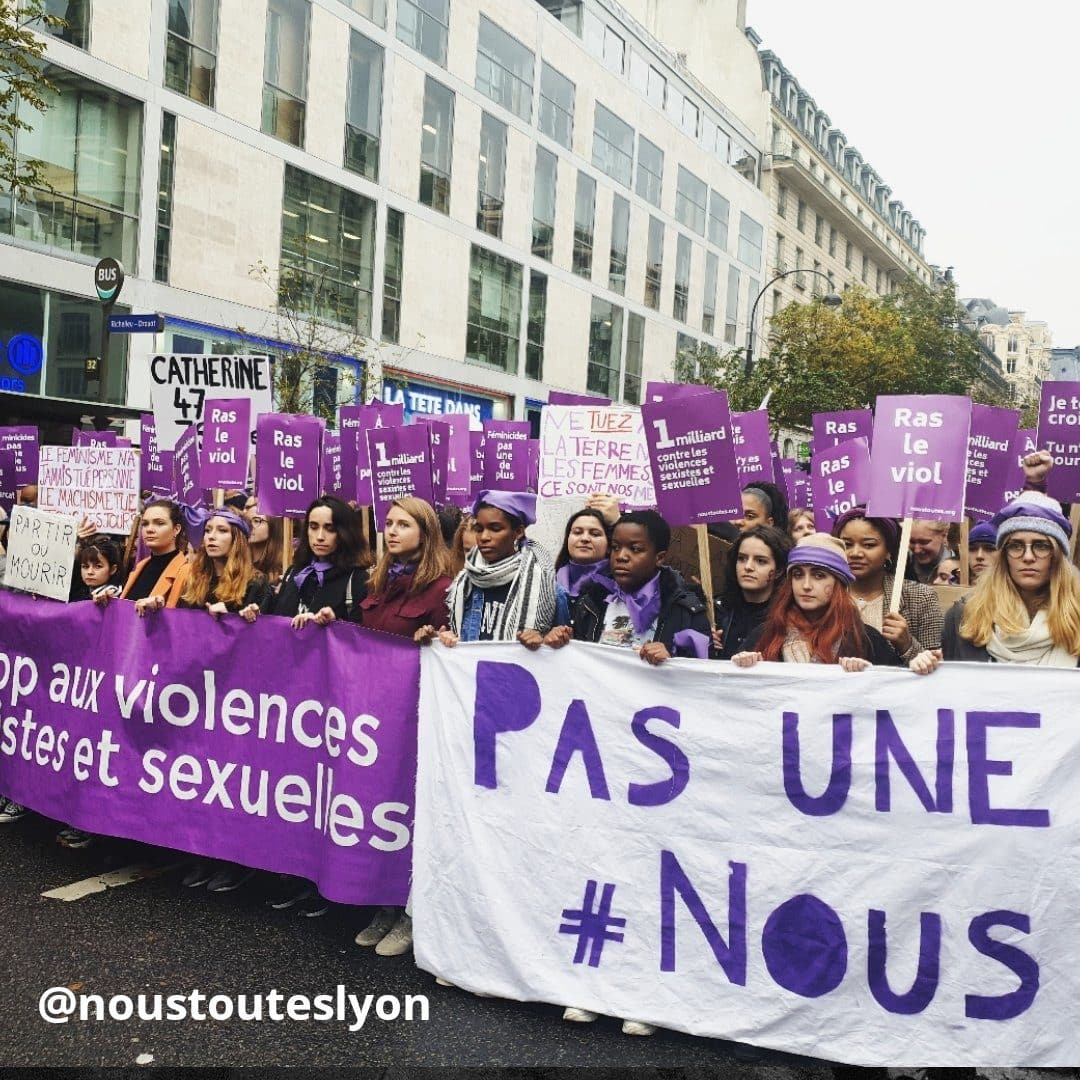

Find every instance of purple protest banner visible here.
[812,409,873,453]
[366,423,435,523]
[0,448,17,516]
[866,395,972,522]
[172,424,203,505]
[440,414,473,508]
[256,413,324,518]
[320,430,344,498]
[641,390,742,526]
[0,427,38,486]
[140,413,171,497]
[548,390,611,406]
[730,410,774,486]
[0,591,417,904]
[1038,381,1080,502]
[1002,428,1037,506]
[643,382,712,404]
[469,431,485,500]
[482,420,532,488]
[964,404,1021,522]
[340,402,404,506]
[811,437,871,528]
[199,397,251,490]
[414,418,450,505]
[73,429,118,447]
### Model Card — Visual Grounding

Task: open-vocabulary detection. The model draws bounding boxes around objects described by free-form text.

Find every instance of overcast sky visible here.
[746,1,1079,348]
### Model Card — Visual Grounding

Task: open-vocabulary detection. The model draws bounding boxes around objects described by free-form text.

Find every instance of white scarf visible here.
[987,609,1077,668]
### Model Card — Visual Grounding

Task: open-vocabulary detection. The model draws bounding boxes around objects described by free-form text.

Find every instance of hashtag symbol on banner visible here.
[559,880,626,967]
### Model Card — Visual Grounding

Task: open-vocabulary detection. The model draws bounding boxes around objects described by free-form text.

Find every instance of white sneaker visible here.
[0,799,28,824]
[621,1019,657,1036]
[354,906,398,947]
[562,1007,600,1023]
[374,912,413,956]
[434,976,455,987]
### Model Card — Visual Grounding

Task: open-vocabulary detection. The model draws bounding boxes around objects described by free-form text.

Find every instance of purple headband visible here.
[208,508,252,538]
[179,504,251,546]
[831,505,900,555]
[787,544,855,584]
[472,489,537,527]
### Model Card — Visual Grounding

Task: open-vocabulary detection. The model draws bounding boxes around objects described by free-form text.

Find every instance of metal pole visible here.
[98,304,112,403]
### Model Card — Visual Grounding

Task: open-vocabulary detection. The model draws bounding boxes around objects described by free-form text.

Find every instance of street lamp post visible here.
[745,269,842,372]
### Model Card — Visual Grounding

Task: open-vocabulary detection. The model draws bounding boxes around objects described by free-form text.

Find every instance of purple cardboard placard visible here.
[813,409,874,453]
[0,448,18,516]
[643,382,712,404]
[731,410,775,486]
[255,413,325,518]
[140,413,173,497]
[414,417,450,505]
[548,391,611,406]
[964,404,1021,522]
[641,390,742,526]
[1037,381,1080,502]
[199,397,251,490]
[439,414,472,507]
[366,423,435,523]
[172,424,203,506]
[811,437,871,528]
[1001,428,1037,506]
[0,427,38,486]
[469,431,485,501]
[73,429,117,447]
[320,430,344,498]
[866,395,972,522]
[482,420,532,489]
[340,402,404,506]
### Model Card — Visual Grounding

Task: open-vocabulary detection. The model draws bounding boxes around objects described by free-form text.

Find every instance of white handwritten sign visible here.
[38,446,140,534]
[4,506,78,600]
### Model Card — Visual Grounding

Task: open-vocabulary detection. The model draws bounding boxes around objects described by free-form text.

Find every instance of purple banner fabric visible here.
[140,414,171,497]
[73,430,118,447]
[0,591,416,904]
[641,391,742,526]
[0,426,38,486]
[172,424,202,505]
[811,437,871,528]
[366,423,435,523]
[340,403,404,506]
[1038,381,1080,502]
[469,431,485,500]
[548,391,611,406]
[414,418,450,505]
[812,409,873,453]
[866,395,972,522]
[482,421,532,489]
[199,397,251,490]
[256,413,325,518]
[643,382,712,404]
[0,448,18,515]
[320,430,344,499]
[730,410,775,486]
[965,404,1021,522]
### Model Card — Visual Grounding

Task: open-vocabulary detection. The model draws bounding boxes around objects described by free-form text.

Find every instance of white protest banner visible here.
[416,644,1080,1067]
[38,445,140,534]
[4,505,78,600]
[149,354,272,451]
[539,406,654,508]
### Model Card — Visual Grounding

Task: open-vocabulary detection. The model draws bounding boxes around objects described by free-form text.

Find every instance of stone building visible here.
[964,299,1052,404]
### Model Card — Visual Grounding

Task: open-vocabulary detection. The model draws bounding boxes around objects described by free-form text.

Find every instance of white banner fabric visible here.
[414,643,1080,1066]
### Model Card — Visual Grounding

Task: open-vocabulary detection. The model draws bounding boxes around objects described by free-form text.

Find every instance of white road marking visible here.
[41,861,185,901]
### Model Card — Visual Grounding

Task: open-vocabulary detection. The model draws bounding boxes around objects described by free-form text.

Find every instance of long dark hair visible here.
[743,481,789,533]
[722,524,792,605]
[141,498,187,553]
[292,496,371,573]
[555,508,612,570]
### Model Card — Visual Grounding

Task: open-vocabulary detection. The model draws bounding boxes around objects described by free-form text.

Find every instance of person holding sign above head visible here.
[732,533,903,669]
[910,491,1080,672]
[98,499,190,615]
[967,521,999,583]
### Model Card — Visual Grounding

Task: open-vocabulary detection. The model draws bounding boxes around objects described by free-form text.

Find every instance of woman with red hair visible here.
[732,533,902,669]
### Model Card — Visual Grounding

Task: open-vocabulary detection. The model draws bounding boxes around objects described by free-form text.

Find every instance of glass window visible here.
[775,232,784,271]
[681,97,699,137]
[345,30,383,181]
[608,193,629,295]
[262,0,309,147]
[154,112,176,283]
[539,62,574,150]
[588,297,623,398]
[646,66,666,109]
[531,146,557,260]
[526,271,547,381]
[814,212,823,246]
[708,189,729,250]
[396,0,449,66]
[635,135,663,207]
[624,312,644,405]
[419,76,453,214]
[644,216,663,311]
[382,207,404,343]
[535,0,582,35]
[737,212,763,271]
[280,164,376,333]
[592,103,633,188]
[572,171,595,278]
[673,233,691,323]
[702,251,718,335]
[342,0,385,26]
[602,27,625,73]
[477,112,506,238]
[38,0,90,49]
[7,68,141,269]
[676,331,699,369]
[828,222,837,257]
[795,246,804,288]
[467,245,523,371]
[845,239,853,269]
[476,16,534,122]
[724,264,739,345]
[675,165,706,235]
[776,182,787,217]
[165,0,217,105]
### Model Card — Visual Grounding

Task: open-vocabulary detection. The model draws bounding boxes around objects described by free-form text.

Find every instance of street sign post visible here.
[93,258,125,403]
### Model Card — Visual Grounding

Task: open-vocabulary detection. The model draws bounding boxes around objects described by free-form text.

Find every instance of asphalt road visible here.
[0,810,838,1071]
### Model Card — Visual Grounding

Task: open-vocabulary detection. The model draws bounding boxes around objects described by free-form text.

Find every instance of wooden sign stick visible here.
[890,518,913,613]
[695,524,716,630]
[958,517,970,587]
[281,518,293,579]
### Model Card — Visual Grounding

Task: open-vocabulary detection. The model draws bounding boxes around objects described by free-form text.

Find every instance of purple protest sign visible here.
[548,390,611,406]
[730,410,774,486]
[964,404,1021,522]
[73,429,117,447]
[866,395,972,522]
[140,414,170,497]
[0,591,417,904]
[340,402,404,506]
[440,414,473,508]
[0,427,38,486]
[256,413,324,518]
[172,424,202,505]
[366,423,435,523]
[199,397,251,490]
[643,382,712,404]
[641,390,742,526]
[482,420,532,488]
[813,409,873,453]
[1038,381,1080,502]
[320,430,344,498]
[1001,428,1037,506]
[414,418,450,505]
[0,449,18,516]
[469,431,485,500]
[811,437,871,528]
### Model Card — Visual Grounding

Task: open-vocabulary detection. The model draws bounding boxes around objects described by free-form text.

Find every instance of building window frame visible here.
[475,14,535,122]
[418,75,454,214]
[538,61,574,149]
[476,111,507,238]
[396,0,449,66]
[592,102,633,188]
[531,145,557,260]
[572,170,595,278]
[344,29,384,181]
[165,0,218,106]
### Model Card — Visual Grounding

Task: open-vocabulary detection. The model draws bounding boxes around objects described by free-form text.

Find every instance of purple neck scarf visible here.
[293,559,334,591]
[388,561,418,580]
[556,559,614,598]
[604,571,662,635]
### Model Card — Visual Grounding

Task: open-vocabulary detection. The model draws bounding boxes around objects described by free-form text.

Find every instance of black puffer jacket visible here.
[262,564,367,623]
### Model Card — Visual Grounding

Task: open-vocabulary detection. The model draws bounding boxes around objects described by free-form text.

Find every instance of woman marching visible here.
[354,496,454,958]
[99,499,191,615]
[713,524,792,660]
[245,502,286,588]
[733,533,903,669]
